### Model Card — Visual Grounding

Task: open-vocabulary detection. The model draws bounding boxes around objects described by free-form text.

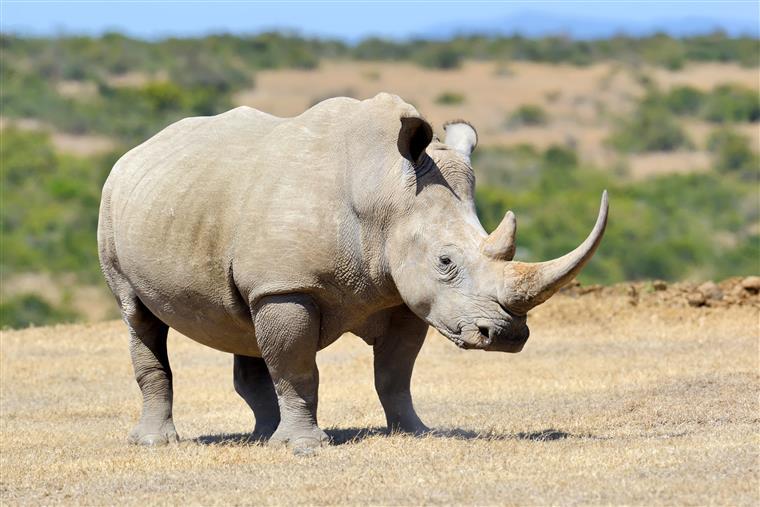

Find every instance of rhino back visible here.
[101,97,405,353]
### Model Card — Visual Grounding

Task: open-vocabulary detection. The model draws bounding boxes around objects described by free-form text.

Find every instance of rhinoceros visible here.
[98,93,608,451]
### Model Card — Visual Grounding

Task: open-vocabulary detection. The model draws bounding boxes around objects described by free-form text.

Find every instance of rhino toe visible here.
[132,433,177,446]
[128,420,179,446]
[291,436,325,456]
[268,426,330,454]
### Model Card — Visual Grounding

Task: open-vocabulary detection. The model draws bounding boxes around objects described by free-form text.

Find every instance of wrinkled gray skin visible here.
[98,93,608,451]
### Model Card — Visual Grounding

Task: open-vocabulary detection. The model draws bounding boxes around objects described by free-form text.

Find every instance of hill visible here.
[1,33,758,329]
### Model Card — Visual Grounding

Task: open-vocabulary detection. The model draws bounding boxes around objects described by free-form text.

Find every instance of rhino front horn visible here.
[501,191,609,314]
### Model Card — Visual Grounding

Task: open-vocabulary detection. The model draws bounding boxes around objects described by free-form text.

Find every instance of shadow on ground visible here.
[193,427,588,446]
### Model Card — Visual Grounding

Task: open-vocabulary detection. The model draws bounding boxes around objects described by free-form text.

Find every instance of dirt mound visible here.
[559,276,760,309]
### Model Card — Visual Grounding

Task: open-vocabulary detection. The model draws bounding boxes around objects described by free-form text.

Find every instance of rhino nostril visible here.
[478,326,490,338]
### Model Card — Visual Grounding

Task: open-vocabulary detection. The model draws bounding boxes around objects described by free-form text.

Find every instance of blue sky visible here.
[1,1,758,40]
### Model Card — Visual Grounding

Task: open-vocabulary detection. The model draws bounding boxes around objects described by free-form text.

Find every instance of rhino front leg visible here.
[233,354,280,440]
[373,306,429,434]
[253,294,328,451]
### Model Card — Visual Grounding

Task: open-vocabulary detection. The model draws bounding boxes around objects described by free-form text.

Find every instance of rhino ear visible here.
[398,116,433,165]
[443,120,477,158]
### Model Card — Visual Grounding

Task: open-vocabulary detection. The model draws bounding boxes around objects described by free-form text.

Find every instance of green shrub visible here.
[435,92,465,105]
[414,46,462,69]
[0,293,80,329]
[0,128,57,186]
[663,85,705,115]
[643,84,758,124]
[543,145,578,168]
[609,101,692,152]
[702,84,760,123]
[683,32,759,67]
[4,78,233,145]
[707,128,759,176]
[640,34,686,70]
[353,37,410,61]
[141,81,185,112]
[1,128,115,282]
[508,104,549,127]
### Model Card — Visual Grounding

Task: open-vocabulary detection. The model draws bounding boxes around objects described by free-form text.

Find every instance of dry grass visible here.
[1,273,118,323]
[626,151,712,180]
[0,117,116,156]
[235,61,638,149]
[1,289,758,505]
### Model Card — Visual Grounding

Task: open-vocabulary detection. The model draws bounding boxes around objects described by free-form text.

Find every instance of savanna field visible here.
[1,280,758,505]
[1,33,759,505]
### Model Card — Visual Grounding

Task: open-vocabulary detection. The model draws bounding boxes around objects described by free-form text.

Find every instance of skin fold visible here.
[98,93,607,451]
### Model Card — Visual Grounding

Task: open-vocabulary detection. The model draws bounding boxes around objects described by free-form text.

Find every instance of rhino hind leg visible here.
[253,294,329,452]
[122,296,178,446]
[373,306,429,434]
[101,257,178,446]
[233,354,280,440]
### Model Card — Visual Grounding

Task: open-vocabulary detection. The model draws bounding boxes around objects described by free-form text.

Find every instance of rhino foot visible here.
[390,421,431,436]
[268,426,330,454]
[128,420,179,446]
[386,411,430,436]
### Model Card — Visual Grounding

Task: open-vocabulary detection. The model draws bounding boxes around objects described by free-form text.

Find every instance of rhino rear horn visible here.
[482,210,517,261]
[398,116,433,165]
[502,191,609,313]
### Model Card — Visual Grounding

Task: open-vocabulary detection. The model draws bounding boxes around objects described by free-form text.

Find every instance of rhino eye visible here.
[437,254,458,276]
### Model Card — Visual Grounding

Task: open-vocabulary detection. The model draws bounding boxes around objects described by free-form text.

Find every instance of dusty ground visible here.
[1,280,757,505]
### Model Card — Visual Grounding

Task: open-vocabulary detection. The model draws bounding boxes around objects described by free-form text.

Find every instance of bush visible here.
[642,84,758,124]
[640,34,686,70]
[414,46,463,69]
[353,37,410,61]
[663,85,705,115]
[0,293,80,329]
[1,128,114,282]
[3,78,233,145]
[141,81,185,112]
[544,145,578,168]
[435,92,465,105]
[609,101,692,152]
[508,104,549,127]
[702,84,760,123]
[707,128,759,176]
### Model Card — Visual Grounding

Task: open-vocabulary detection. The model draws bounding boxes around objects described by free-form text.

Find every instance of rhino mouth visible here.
[486,326,530,353]
[437,327,476,348]
[438,326,493,349]
[439,323,529,351]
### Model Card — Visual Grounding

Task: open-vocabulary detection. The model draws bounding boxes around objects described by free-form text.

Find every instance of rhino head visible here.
[386,117,608,353]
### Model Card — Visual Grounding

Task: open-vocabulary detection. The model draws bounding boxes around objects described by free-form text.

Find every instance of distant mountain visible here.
[418,11,759,40]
